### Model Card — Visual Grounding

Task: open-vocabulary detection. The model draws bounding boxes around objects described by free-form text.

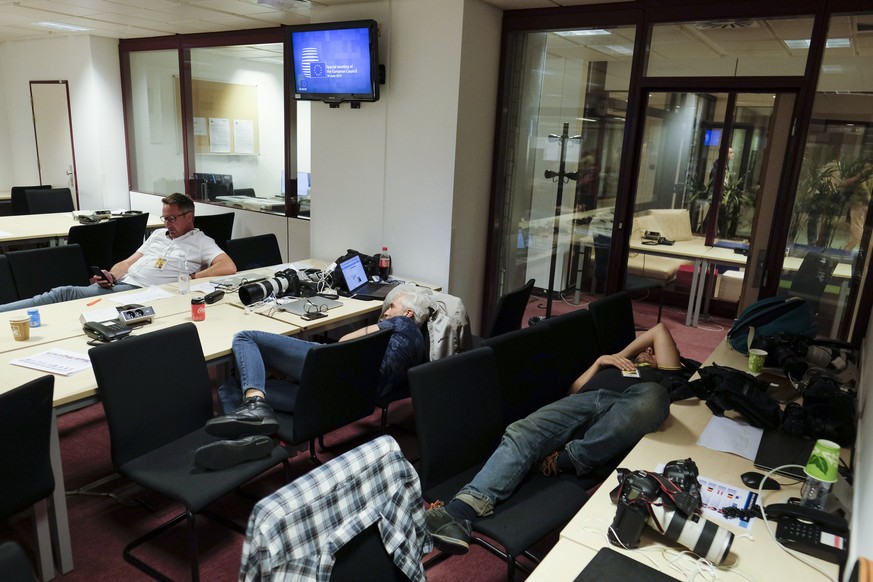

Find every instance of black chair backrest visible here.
[89,323,214,468]
[789,252,839,314]
[589,291,636,356]
[6,244,90,299]
[24,187,75,214]
[0,541,37,582]
[225,233,283,270]
[0,255,19,304]
[67,220,116,270]
[193,212,235,252]
[541,308,602,391]
[235,187,256,197]
[0,375,55,520]
[486,278,535,338]
[110,212,150,264]
[292,329,392,444]
[10,185,50,215]
[483,323,563,427]
[330,523,410,582]
[409,347,504,490]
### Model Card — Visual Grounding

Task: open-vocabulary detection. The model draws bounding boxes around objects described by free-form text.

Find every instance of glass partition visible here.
[495,25,635,313]
[127,50,184,195]
[188,44,287,215]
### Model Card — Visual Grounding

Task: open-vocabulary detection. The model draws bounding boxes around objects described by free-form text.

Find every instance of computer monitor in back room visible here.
[297,172,311,197]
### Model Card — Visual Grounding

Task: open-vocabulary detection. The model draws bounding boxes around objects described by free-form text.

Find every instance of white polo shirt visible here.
[121,228,224,288]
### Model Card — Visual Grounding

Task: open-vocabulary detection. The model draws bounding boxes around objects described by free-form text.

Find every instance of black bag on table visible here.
[687,364,781,430]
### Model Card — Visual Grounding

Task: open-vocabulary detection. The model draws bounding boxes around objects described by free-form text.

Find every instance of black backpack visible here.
[688,364,781,429]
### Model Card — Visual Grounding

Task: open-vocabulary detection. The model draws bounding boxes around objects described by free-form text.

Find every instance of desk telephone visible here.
[83,320,132,342]
[765,502,849,563]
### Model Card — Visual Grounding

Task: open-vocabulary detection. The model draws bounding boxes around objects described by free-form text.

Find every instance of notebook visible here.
[279,296,343,316]
[753,429,816,479]
[337,255,397,300]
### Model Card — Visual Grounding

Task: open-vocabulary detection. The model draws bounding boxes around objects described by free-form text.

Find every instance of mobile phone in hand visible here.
[90,266,114,285]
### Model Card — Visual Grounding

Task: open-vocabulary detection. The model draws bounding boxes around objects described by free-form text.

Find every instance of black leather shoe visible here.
[205,395,279,438]
[194,435,275,470]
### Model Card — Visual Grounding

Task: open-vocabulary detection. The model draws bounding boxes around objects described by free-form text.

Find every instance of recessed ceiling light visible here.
[784,38,851,49]
[784,39,810,49]
[826,38,851,48]
[34,21,91,32]
[556,29,611,37]
[603,45,633,55]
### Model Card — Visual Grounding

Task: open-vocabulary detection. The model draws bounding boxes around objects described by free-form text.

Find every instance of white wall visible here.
[851,317,873,575]
[0,59,12,189]
[310,0,501,330]
[0,36,129,210]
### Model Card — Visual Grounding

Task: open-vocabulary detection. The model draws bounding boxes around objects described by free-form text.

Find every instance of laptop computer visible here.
[753,429,816,479]
[337,254,397,300]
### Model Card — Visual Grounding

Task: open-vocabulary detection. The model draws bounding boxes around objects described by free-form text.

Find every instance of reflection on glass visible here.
[647,17,813,77]
[782,14,873,340]
[189,43,287,215]
[496,25,635,305]
[128,50,184,195]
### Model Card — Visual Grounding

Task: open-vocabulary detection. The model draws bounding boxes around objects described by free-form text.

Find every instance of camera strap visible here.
[643,472,701,516]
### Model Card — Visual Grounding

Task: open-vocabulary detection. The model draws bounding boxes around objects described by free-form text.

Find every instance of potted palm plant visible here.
[686,173,758,240]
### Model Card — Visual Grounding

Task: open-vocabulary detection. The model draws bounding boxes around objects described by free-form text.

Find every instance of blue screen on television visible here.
[291,26,374,98]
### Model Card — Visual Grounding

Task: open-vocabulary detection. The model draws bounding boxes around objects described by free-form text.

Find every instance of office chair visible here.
[6,244,90,299]
[110,212,149,264]
[24,188,75,214]
[234,187,255,197]
[273,329,392,464]
[593,234,663,323]
[0,255,19,303]
[89,323,290,581]
[67,219,116,271]
[193,212,235,252]
[241,436,428,582]
[588,291,637,356]
[10,185,50,215]
[409,348,590,581]
[788,252,839,315]
[0,541,38,582]
[225,233,283,270]
[0,375,56,581]
[472,278,535,348]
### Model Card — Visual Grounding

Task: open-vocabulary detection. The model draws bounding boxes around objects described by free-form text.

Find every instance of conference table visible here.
[0,211,164,247]
[528,339,844,581]
[0,262,391,578]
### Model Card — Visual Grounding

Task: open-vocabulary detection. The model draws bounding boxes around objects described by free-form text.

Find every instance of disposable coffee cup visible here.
[748,348,767,373]
[804,438,840,483]
[10,316,31,341]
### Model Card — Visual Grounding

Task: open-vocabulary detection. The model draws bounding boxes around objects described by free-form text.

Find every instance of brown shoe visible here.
[539,451,560,477]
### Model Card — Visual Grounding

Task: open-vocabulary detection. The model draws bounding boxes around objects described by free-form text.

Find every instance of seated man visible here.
[0,193,236,312]
[425,323,680,555]
[205,289,429,439]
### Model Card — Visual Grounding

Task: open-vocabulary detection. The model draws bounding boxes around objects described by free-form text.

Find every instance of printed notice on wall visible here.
[209,117,231,153]
[234,119,254,154]
[193,117,207,136]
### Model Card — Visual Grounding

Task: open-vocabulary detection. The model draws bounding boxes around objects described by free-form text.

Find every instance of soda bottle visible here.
[379,247,391,280]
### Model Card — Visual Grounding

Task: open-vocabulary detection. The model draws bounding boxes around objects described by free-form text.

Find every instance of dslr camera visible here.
[642,230,674,245]
[609,458,733,565]
[239,269,303,306]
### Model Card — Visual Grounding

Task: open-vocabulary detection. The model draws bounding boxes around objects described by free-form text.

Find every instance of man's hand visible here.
[597,354,636,372]
[89,269,116,289]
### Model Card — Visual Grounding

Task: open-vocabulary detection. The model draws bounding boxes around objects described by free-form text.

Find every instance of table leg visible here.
[49,411,74,574]
[685,257,705,327]
[691,258,709,327]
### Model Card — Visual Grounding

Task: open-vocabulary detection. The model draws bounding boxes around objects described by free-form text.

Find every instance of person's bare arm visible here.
[617,323,681,368]
[570,353,636,394]
[91,252,143,287]
[192,253,237,279]
[340,323,380,342]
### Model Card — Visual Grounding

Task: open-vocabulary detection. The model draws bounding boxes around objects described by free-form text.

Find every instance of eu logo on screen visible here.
[310,62,326,78]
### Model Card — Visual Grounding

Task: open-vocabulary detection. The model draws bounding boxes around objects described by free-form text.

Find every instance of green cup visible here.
[748,348,767,373]
[804,439,840,483]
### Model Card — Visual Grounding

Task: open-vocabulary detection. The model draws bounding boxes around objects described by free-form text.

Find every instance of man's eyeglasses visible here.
[305,300,328,316]
[160,211,192,223]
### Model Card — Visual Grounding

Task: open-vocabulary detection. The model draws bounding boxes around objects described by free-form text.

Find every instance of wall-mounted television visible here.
[288,19,380,105]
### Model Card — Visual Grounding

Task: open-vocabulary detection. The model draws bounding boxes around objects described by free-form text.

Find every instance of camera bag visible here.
[688,364,781,429]
[726,296,816,354]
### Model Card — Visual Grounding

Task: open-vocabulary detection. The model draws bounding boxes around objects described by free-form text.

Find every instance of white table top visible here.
[0,211,164,244]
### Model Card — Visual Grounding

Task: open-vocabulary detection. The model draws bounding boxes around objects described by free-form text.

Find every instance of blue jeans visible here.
[456,382,670,516]
[0,283,140,313]
[218,330,320,413]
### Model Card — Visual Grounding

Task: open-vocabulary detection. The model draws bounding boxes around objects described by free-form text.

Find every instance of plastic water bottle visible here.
[800,475,832,510]
[379,247,391,280]
[178,259,190,295]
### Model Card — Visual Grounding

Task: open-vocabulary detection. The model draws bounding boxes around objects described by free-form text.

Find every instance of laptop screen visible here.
[339,255,369,292]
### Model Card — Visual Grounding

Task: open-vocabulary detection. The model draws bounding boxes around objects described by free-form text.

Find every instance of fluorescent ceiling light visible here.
[784,38,851,49]
[603,44,633,55]
[556,29,611,37]
[34,21,91,32]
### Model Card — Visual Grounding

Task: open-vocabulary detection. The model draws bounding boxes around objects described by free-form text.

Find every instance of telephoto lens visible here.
[646,502,734,564]
[238,269,300,305]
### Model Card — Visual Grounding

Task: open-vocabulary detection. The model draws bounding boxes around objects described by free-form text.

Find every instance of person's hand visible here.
[89,271,116,289]
[598,354,635,371]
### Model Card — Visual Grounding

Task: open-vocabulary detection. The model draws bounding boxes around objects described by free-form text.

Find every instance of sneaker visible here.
[425,505,471,555]
[194,435,275,470]
[539,451,560,477]
[205,395,279,438]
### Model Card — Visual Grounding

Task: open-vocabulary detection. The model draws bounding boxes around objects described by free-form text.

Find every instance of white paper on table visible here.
[0,229,12,236]
[11,348,91,376]
[696,415,763,461]
[107,286,174,305]
[191,282,214,293]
